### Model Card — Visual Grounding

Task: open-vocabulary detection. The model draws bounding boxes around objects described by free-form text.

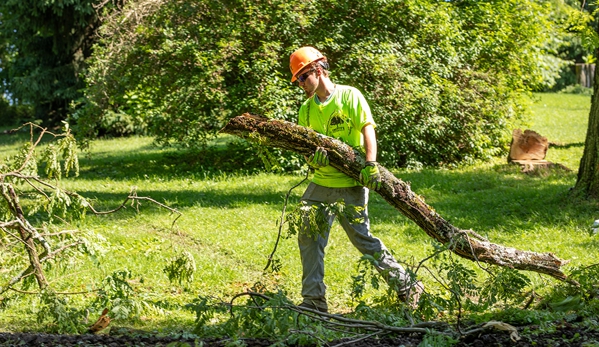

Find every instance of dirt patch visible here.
[1,325,598,346]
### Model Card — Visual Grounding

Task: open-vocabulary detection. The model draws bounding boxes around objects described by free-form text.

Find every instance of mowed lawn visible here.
[0,92,597,331]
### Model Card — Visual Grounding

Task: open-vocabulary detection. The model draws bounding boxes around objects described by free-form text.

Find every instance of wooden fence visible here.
[576,63,595,88]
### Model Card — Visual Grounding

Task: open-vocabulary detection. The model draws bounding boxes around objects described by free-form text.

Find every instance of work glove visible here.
[359,161,382,190]
[306,147,330,169]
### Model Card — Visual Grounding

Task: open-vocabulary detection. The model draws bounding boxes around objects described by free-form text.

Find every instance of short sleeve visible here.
[346,87,375,131]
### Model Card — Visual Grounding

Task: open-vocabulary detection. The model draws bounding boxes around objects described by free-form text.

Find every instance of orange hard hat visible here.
[289,46,326,82]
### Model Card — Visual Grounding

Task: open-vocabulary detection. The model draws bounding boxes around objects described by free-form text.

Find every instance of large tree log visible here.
[221,113,570,282]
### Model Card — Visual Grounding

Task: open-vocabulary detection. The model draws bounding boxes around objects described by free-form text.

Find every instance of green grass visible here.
[0,93,598,335]
[527,93,591,169]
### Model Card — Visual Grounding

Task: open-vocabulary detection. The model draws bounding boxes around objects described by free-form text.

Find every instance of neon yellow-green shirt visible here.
[298,84,376,188]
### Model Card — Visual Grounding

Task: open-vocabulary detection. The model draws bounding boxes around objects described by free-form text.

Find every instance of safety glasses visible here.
[297,68,315,83]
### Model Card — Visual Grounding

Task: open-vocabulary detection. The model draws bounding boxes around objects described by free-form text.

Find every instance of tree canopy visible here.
[0,0,101,125]
[77,0,565,168]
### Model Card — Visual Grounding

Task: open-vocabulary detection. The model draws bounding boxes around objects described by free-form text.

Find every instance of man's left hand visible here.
[359,162,381,190]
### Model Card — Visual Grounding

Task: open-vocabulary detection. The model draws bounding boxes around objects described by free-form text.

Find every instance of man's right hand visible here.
[306,147,329,169]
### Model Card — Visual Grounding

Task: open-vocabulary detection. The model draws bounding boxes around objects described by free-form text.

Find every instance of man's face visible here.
[297,67,317,98]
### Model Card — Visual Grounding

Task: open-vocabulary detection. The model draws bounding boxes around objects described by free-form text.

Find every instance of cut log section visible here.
[221,113,570,282]
[508,129,548,162]
[507,129,571,173]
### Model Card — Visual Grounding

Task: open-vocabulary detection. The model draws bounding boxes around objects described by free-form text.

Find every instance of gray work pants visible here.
[298,182,411,311]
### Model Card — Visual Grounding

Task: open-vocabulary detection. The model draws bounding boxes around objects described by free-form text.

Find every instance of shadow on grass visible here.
[77,142,268,180]
[0,131,31,146]
[77,186,287,213]
[75,157,599,250]
[0,127,58,148]
[548,142,585,149]
[368,164,598,238]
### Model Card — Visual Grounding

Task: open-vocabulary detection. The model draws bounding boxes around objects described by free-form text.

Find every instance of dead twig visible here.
[264,170,309,272]
[7,287,99,295]
[83,187,182,229]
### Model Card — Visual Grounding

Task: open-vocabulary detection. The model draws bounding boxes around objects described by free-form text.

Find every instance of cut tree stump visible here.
[507,129,570,173]
[510,160,567,174]
[221,113,571,282]
[508,129,548,162]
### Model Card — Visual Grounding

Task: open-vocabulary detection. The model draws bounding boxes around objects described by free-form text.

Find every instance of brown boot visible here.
[398,281,424,309]
[298,301,329,313]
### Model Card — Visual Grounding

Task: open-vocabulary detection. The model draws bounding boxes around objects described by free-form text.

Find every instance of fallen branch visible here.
[230,291,452,336]
[221,113,571,282]
[3,173,183,227]
[228,291,524,342]
[0,187,183,294]
[82,187,182,227]
[1,183,48,289]
[1,184,182,293]
[1,123,184,297]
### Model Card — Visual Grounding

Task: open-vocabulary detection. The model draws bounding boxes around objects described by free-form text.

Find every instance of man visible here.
[289,46,424,313]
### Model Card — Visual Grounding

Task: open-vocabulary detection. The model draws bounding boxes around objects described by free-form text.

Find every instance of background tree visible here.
[571,2,599,198]
[79,0,563,168]
[577,71,599,198]
[539,0,593,92]
[0,0,108,126]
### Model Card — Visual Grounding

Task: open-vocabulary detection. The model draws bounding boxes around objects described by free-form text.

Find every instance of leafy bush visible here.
[98,110,147,137]
[80,0,560,167]
[559,84,593,95]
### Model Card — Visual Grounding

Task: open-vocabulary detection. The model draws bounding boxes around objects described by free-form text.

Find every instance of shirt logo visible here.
[329,110,349,136]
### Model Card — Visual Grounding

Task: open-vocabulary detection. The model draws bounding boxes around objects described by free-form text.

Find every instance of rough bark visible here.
[221,113,570,282]
[574,46,599,199]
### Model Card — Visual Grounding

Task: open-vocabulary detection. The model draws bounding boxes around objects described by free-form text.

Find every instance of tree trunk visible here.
[573,47,599,199]
[1,184,48,289]
[221,113,570,282]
